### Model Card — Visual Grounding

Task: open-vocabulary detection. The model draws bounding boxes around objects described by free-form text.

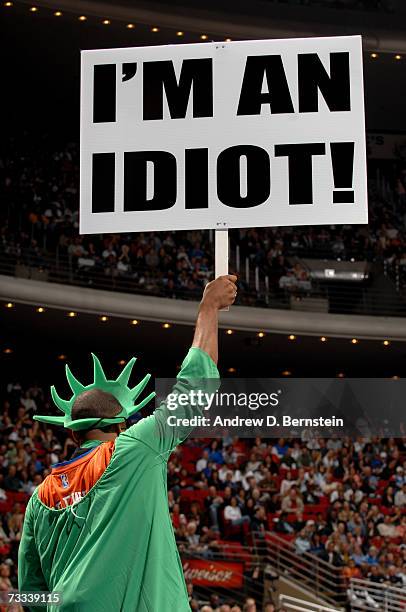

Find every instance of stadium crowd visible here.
[1,137,406,304]
[0,379,405,609]
[172,437,406,585]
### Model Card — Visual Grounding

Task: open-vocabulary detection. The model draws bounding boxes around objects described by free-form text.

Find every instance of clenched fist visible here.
[201,275,238,311]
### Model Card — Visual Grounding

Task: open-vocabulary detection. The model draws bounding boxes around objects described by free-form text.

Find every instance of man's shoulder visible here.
[116,419,158,455]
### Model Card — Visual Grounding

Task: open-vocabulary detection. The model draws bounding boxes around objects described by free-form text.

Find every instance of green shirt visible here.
[18,347,219,611]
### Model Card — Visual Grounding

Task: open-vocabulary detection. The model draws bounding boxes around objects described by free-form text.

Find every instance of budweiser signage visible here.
[182,559,244,588]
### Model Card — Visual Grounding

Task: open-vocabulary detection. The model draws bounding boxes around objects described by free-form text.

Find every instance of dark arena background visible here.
[1,1,406,611]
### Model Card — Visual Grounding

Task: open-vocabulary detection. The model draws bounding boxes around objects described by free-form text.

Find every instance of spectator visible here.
[281,487,304,515]
[3,466,22,492]
[395,483,406,507]
[243,598,256,612]
[224,497,251,528]
[295,529,311,555]
[320,542,343,567]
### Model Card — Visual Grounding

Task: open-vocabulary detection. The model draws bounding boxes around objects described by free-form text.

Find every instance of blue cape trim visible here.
[51,447,95,469]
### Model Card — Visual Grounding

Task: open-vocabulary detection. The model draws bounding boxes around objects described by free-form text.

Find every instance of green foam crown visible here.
[33,353,155,431]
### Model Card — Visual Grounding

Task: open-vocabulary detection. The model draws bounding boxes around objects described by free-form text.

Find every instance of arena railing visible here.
[348,577,406,611]
[0,248,405,317]
[258,532,348,608]
[179,538,349,610]
[279,594,343,612]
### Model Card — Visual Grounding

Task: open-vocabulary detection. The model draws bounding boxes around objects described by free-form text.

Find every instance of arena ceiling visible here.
[3,3,406,134]
[14,0,406,53]
[2,299,406,380]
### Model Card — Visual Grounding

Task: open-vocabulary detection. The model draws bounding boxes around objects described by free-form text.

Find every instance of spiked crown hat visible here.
[33,354,155,431]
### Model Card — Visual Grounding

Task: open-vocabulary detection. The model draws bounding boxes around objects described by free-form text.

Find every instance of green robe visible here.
[18,347,218,611]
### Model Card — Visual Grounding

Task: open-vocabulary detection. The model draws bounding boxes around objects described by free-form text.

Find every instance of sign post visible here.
[215,228,229,309]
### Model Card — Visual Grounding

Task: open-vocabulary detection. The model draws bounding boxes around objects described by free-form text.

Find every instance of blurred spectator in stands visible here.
[224,497,251,528]
[281,487,304,515]
[295,528,312,555]
[378,515,398,538]
[280,470,296,496]
[3,467,22,492]
[342,558,362,581]
[380,484,395,507]
[395,483,406,506]
[208,441,224,465]
[274,512,294,535]
[251,506,267,536]
[196,449,209,473]
[367,565,385,584]
[242,598,256,612]
[320,542,344,567]
[387,564,403,586]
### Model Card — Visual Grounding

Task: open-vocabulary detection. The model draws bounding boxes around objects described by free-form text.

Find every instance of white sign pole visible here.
[215,229,229,311]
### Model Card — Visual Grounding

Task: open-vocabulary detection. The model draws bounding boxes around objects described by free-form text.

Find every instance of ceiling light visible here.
[36,307,45,313]
[54,11,62,16]
[337,372,345,378]
[102,19,110,25]
[282,370,291,376]
[351,338,358,344]
[257,332,265,338]
[131,319,138,325]
[118,359,126,366]
[200,34,208,40]
[395,54,402,60]
[57,354,66,360]
[392,375,400,380]
[126,23,135,29]
[320,336,327,342]
[227,367,236,373]
[288,334,296,341]
[371,53,378,59]
[162,322,171,329]
[78,15,87,21]
[100,316,108,322]
[67,311,77,318]
[226,329,233,335]
[176,31,184,37]
[151,26,159,32]
[4,2,13,6]
[383,340,390,346]
[225,38,232,42]
[4,348,13,354]
[29,6,38,12]
[5,302,14,308]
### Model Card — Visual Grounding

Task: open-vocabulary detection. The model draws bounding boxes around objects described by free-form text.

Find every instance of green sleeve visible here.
[18,497,48,604]
[124,347,219,457]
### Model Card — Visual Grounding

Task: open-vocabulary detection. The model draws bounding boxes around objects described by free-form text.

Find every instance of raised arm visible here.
[192,274,238,364]
[124,275,237,455]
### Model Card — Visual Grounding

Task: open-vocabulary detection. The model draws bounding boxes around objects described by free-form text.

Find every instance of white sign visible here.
[80,35,367,234]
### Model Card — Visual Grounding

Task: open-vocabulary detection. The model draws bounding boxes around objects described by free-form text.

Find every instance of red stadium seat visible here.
[8,491,29,503]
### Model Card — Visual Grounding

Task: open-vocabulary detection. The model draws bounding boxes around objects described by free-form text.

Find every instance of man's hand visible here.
[200,275,238,311]
[192,275,238,365]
